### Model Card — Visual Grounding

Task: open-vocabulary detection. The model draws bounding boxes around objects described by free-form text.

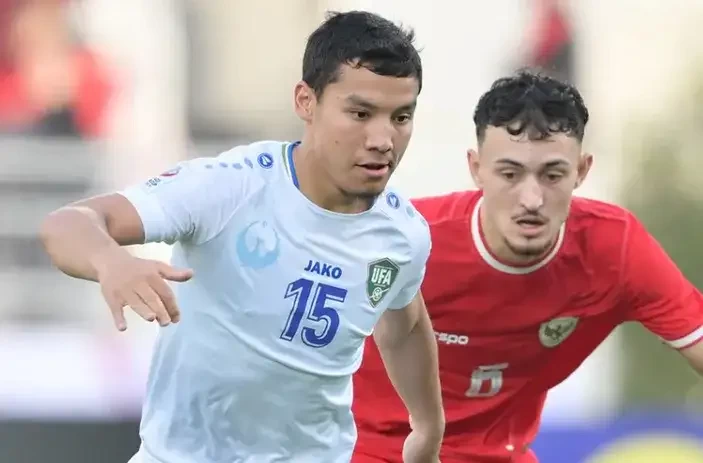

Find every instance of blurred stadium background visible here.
[2,0,703,462]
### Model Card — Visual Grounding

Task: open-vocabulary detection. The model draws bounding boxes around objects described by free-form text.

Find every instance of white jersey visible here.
[119,141,431,463]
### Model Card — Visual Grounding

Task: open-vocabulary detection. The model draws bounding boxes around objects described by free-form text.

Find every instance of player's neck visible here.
[478,207,555,267]
[291,143,374,214]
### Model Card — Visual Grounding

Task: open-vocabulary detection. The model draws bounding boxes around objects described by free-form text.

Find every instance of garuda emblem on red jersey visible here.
[539,316,579,348]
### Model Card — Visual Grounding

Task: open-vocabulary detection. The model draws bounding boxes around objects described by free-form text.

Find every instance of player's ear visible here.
[574,152,593,189]
[467,149,484,189]
[294,81,315,123]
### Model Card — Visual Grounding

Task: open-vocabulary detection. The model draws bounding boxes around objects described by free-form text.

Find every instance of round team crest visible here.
[257,152,274,169]
[538,316,579,348]
[386,193,400,209]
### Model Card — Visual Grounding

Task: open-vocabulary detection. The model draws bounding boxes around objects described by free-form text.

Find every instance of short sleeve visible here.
[118,148,254,245]
[623,214,703,349]
[387,225,432,310]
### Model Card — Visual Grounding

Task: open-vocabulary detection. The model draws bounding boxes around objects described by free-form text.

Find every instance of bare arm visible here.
[40,193,191,330]
[40,193,146,281]
[374,292,444,439]
[680,342,703,375]
[41,154,252,330]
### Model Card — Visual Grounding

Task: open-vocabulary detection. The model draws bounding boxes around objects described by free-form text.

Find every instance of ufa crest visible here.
[366,258,400,307]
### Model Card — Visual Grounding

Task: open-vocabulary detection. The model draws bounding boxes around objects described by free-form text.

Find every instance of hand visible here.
[93,247,193,331]
[402,428,442,463]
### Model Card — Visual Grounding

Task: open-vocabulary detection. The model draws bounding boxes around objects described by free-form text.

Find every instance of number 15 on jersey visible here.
[279,278,347,348]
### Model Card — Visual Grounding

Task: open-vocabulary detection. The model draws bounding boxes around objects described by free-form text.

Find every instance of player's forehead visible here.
[324,64,419,110]
[480,126,580,168]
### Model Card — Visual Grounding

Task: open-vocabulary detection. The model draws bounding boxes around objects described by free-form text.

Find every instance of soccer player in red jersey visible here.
[351,71,703,462]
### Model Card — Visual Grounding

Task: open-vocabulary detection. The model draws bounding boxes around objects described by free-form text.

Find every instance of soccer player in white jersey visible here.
[40,11,444,463]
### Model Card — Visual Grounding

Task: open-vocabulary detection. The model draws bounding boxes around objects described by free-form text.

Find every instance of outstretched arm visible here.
[40,193,147,282]
[40,155,247,330]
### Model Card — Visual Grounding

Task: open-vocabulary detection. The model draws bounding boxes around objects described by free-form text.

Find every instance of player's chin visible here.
[351,176,390,196]
[352,184,386,199]
[507,235,552,258]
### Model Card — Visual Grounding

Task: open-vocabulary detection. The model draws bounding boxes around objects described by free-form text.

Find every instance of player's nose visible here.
[518,176,544,211]
[364,122,394,154]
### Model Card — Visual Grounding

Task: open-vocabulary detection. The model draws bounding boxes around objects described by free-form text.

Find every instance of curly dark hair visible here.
[473,70,589,143]
[302,11,422,98]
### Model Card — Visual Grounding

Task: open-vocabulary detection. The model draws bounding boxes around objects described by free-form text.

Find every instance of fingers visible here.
[134,283,172,326]
[124,291,157,325]
[101,259,189,331]
[158,263,193,282]
[104,292,128,331]
[150,277,180,323]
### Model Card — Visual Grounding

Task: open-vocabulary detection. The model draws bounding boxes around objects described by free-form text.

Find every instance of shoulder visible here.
[411,190,480,225]
[410,190,479,253]
[567,197,633,240]
[376,187,432,260]
[163,140,288,192]
[131,140,290,204]
[569,198,665,262]
[569,196,631,222]
[564,197,640,266]
[211,140,288,183]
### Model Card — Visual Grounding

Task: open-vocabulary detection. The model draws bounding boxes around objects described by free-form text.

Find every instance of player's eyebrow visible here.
[494,159,525,168]
[345,94,378,110]
[345,95,417,113]
[542,159,571,168]
[395,101,417,113]
[494,159,571,169]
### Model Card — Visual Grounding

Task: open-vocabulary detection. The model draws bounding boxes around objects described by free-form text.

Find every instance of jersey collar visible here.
[281,141,301,189]
[471,197,565,275]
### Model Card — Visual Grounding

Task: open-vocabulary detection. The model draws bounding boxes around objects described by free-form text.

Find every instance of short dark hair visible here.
[473,70,589,143]
[302,11,422,98]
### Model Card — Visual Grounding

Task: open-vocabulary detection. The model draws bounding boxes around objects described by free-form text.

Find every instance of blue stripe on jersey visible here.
[287,141,301,189]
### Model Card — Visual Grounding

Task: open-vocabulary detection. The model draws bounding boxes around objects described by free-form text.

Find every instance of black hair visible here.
[302,11,422,98]
[473,70,589,142]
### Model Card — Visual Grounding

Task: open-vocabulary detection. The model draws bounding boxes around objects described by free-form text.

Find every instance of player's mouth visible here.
[357,162,391,178]
[514,216,547,237]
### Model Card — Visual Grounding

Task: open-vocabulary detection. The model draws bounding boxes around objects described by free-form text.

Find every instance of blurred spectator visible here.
[0,0,112,138]
[524,0,573,83]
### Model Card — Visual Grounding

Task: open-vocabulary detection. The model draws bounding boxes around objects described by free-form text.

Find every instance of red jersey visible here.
[352,190,703,463]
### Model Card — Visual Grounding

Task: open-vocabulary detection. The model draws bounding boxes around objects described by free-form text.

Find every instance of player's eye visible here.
[500,171,518,181]
[350,110,370,121]
[544,172,564,183]
[394,113,413,124]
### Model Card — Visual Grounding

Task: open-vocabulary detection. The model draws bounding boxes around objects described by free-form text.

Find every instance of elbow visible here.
[39,206,85,265]
[39,210,62,256]
[39,209,77,274]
